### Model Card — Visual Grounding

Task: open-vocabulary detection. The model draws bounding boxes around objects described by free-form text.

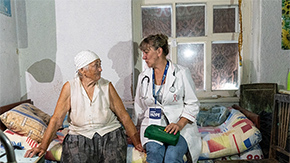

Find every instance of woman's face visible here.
[142,46,159,68]
[85,59,102,81]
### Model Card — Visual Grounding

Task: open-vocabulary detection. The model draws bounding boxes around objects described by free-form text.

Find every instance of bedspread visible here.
[0,102,263,162]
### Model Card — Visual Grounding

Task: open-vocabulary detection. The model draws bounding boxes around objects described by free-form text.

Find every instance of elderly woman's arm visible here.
[24,82,71,158]
[108,83,145,152]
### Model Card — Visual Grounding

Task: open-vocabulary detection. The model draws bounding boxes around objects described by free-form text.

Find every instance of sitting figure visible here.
[25,50,144,163]
[134,34,202,163]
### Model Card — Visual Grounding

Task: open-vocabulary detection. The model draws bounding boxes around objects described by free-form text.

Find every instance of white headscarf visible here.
[74,50,100,71]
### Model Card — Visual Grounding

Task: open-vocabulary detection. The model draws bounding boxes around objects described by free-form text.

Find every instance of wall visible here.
[18,0,59,115]
[251,0,290,89]
[18,0,133,115]
[2,0,290,114]
[0,0,21,105]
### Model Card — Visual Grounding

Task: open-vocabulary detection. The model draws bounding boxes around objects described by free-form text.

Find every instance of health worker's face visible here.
[142,46,159,68]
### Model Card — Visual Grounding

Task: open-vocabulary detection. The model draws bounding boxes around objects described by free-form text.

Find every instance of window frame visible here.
[132,0,252,100]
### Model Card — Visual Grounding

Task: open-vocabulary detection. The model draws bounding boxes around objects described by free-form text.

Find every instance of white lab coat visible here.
[134,60,202,162]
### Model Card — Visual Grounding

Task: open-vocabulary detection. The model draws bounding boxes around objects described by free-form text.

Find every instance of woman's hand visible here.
[165,117,190,135]
[134,143,146,153]
[24,146,46,158]
[165,123,181,135]
[130,132,145,153]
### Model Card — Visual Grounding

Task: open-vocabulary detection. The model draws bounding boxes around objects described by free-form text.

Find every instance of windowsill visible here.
[123,97,240,105]
[199,96,239,103]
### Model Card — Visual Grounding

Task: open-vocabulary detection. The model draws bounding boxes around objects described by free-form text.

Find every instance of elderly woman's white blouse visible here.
[68,77,121,139]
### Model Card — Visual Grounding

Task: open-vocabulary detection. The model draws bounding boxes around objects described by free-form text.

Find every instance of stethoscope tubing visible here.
[140,75,176,99]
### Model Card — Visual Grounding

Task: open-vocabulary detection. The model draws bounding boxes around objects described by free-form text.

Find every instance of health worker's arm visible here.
[165,68,200,135]
[180,68,200,123]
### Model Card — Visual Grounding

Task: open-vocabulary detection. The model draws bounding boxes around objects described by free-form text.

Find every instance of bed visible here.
[127,104,263,163]
[0,99,262,163]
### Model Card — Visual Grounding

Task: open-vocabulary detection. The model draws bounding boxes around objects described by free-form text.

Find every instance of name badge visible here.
[149,107,162,125]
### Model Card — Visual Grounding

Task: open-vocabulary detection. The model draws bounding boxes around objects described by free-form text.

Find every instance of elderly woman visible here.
[134,34,202,163]
[25,50,144,163]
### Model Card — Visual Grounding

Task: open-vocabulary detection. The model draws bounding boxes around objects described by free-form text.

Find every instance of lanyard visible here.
[152,60,169,104]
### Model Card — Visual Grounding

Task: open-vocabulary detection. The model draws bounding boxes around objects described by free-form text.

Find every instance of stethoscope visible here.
[140,72,176,99]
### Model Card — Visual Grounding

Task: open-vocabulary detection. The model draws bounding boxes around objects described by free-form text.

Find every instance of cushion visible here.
[211,144,264,161]
[3,129,39,150]
[198,108,262,159]
[45,128,69,161]
[197,144,264,162]
[197,105,230,127]
[45,143,62,161]
[126,145,147,163]
[239,144,264,160]
[0,103,50,143]
[20,103,51,125]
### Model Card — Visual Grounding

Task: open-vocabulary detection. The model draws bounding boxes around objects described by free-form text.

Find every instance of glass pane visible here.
[142,6,172,38]
[211,42,239,90]
[177,43,204,90]
[213,6,237,33]
[176,4,205,37]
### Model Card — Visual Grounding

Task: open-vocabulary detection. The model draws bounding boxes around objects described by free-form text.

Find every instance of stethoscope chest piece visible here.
[169,86,175,93]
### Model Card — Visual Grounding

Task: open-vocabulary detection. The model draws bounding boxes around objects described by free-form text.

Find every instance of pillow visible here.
[3,129,39,150]
[211,144,264,161]
[45,128,69,161]
[127,145,147,163]
[197,105,230,127]
[239,144,264,160]
[0,103,50,143]
[45,143,62,161]
[199,109,262,159]
[19,103,51,125]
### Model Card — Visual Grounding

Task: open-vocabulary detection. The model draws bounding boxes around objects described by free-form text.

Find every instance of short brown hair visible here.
[139,33,169,56]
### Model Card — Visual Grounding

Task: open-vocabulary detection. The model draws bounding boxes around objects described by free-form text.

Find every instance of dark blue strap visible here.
[152,60,169,104]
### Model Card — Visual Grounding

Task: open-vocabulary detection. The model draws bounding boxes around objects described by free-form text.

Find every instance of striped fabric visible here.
[0,103,49,143]
[3,129,39,149]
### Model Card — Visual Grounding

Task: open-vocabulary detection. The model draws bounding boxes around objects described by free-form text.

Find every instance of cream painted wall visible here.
[18,0,133,115]
[2,0,290,114]
[54,0,133,102]
[18,0,58,115]
[0,0,21,105]
[251,0,290,89]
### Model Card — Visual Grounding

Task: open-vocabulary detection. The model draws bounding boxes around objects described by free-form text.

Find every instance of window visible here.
[133,0,251,99]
